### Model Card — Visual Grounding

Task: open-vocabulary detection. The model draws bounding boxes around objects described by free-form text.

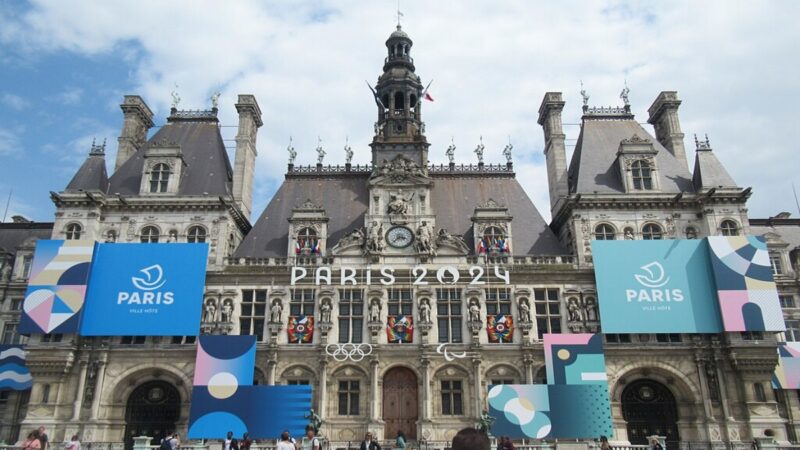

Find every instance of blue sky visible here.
[1,1,799,223]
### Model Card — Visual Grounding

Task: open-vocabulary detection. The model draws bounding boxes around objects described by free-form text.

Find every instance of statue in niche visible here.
[319,298,332,323]
[705,361,721,401]
[220,299,234,323]
[567,298,585,322]
[468,299,481,322]
[387,192,414,216]
[624,228,635,240]
[0,259,12,282]
[416,221,435,254]
[270,299,283,323]
[584,297,599,322]
[419,298,432,324]
[203,299,217,323]
[518,299,531,323]
[366,222,384,253]
[369,298,382,322]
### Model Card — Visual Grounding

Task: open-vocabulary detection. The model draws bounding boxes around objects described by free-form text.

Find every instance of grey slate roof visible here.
[0,222,53,254]
[108,120,232,196]
[692,148,738,190]
[750,219,800,249]
[65,153,109,193]
[568,118,695,194]
[234,173,566,258]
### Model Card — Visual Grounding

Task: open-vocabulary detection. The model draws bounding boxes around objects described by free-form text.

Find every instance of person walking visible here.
[240,433,252,450]
[360,432,381,450]
[277,431,297,450]
[395,431,406,450]
[21,431,41,450]
[37,426,49,450]
[301,426,320,450]
[224,431,240,450]
[65,435,81,450]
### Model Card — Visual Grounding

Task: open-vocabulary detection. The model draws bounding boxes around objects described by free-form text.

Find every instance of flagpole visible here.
[793,182,800,217]
[2,188,12,223]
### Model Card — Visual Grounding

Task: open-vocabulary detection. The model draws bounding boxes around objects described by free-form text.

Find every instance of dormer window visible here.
[295,227,320,256]
[65,223,82,240]
[140,226,160,243]
[720,220,739,236]
[149,163,171,193]
[642,223,663,240]
[187,226,207,244]
[482,226,509,253]
[631,160,653,190]
[594,224,616,240]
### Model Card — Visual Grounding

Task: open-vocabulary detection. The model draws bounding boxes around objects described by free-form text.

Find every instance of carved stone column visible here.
[473,358,483,417]
[694,354,718,441]
[267,360,277,385]
[89,358,108,420]
[319,359,328,420]
[72,359,89,420]
[523,354,534,384]
[370,357,380,421]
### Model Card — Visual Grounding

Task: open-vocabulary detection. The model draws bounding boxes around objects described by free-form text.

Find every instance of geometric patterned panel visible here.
[708,236,785,332]
[0,345,33,391]
[544,333,607,385]
[773,342,800,390]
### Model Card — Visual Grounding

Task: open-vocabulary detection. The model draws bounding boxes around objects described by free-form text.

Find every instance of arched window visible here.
[685,227,698,239]
[140,226,160,243]
[296,227,318,254]
[642,223,663,240]
[720,220,739,236]
[594,224,616,240]
[754,383,767,402]
[631,160,654,190]
[149,163,171,193]
[187,226,207,243]
[394,92,405,111]
[482,226,508,253]
[65,223,82,240]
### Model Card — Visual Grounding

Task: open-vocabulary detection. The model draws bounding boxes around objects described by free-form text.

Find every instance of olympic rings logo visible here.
[325,343,374,362]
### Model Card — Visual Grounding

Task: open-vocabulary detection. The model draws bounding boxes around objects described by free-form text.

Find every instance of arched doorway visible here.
[383,367,418,440]
[124,381,181,450]
[622,379,680,447]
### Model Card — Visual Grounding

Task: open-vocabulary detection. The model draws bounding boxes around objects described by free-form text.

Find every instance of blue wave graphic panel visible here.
[0,345,33,391]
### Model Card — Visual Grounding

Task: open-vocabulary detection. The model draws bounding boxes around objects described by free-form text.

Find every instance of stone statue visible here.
[567,298,584,322]
[387,192,414,216]
[502,142,513,163]
[624,228,635,240]
[419,298,431,324]
[367,222,384,253]
[320,298,332,323]
[436,228,470,254]
[170,84,180,109]
[476,409,495,434]
[210,91,221,109]
[585,297,598,322]
[344,138,353,164]
[446,140,456,163]
[474,136,485,164]
[580,80,589,107]
[305,409,323,434]
[221,299,233,323]
[0,260,12,282]
[270,299,283,323]
[620,81,630,106]
[332,228,365,253]
[369,298,382,322]
[287,137,297,165]
[315,137,326,164]
[416,221,435,254]
[203,299,217,323]
[518,299,531,323]
[469,300,481,322]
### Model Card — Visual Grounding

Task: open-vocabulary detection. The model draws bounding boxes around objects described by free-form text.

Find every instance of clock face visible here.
[386,226,414,248]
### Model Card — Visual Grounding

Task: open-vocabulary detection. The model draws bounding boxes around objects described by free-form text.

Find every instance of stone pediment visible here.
[369,154,431,186]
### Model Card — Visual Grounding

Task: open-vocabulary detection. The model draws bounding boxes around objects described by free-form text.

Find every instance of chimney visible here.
[647,91,688,169]
[538,92,568,213]
[233,94,263,220]
[115,95,154,172]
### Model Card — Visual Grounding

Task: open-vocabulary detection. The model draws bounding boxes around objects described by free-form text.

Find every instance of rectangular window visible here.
[780,295,796,309]
[770,253,784,275]
[605,334,631,343]
[240,290,268,341]
[120,336,146,345]
[291,289,316,316]
[22,256,33,279]
[786,321,800,342]
[388,289,413,316]
[287,379,311,385]
[534,288,561,339]
[171,336,196,345]
[485,288,511,316]
[491,379,514,385]
[338,290,364,344]
[742,331,764,341]
[338,380,360,416]
[441,380,464,415]
[10,298,23,311]
[41,384,50,403]
[1,323,24,345]
[655,333,682,343]
[41,334,63,343]
[437,288,463,343]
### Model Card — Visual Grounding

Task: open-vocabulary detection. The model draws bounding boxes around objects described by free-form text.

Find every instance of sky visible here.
[0,0,799,224]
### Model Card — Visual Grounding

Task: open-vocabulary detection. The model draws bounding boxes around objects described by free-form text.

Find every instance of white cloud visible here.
[0,128,21,156]
[2,0,799,222]
[56,87,84,105]
[1,92,29,110]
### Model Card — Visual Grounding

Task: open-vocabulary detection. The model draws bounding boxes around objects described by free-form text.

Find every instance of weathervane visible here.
[316,136,326,164]
[620,80,630,107]
[170,84,181,109]
[580,80,589,107]
[396,0,404,27]
[344,136,353,164]
[287,137,297,165]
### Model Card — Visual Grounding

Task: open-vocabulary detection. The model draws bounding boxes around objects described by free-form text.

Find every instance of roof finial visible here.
[620,80,630,107]
[171,83,181,109]
[694,133,712,151]
[90,137,106,155]
[287,136,296,165]
[580,80,589,107]
[396,0,403,28]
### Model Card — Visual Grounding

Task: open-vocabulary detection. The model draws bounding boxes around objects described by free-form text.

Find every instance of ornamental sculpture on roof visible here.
[344,137,353,164]
[287,137,297,165]
[474,136,485,163]
[503,141,513,163]
[446,138,456,163]
[372,154,426,182]
[170,84,181,109]
[620,80,630,106]
[315,137,326,164]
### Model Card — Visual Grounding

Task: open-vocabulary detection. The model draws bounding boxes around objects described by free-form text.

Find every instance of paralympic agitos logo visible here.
[117,264,175,305]
[625,261,684,303]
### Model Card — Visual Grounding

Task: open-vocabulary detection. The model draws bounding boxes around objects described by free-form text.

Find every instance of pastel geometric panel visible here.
[287,315,315,344]
[20,240,95,334]
[773,342,800,389]
[193,335,256,389]
[188,385,312,439]
[487,314,514,343]
[386,315,413,343]
[544,333,607,385]
[708,236,784,332]
[591,240,723,333]
[488,384,612,439]
[0,345,33,391]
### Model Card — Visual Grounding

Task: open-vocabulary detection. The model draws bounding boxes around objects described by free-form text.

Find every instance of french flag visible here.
[295,240,301,254]
[477,239,487,254]
[421,80,434,102]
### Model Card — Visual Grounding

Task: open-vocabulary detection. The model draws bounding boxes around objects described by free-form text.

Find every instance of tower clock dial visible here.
[386,226,414,248]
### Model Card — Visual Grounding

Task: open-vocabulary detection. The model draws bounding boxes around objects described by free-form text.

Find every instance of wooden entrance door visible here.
[383,367,418,440]
[622,379,680,448]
